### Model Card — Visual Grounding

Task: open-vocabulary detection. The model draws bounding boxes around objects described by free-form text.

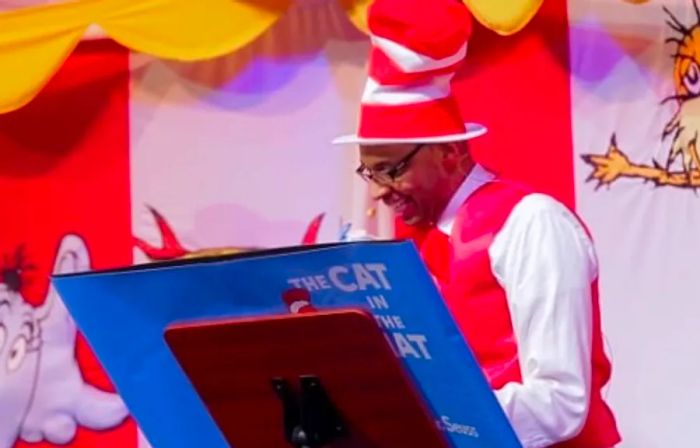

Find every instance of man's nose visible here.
[368,180,391,201]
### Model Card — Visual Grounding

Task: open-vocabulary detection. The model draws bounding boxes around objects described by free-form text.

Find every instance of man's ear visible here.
[438,143,460,174]
[438,142,467,160]
[453,141,470,156]
[439,142,474,175]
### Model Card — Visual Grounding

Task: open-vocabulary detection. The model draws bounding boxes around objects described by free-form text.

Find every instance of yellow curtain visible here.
[0,0,292,113]
[340,0,372,33]
[464,0,545,35]
[0,0,544,114]
[340,0,546,36]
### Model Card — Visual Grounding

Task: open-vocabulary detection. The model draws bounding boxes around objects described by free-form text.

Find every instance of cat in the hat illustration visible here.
[281,288,318,314]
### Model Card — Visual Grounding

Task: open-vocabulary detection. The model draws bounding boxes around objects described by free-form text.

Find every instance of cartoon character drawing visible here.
[281,288,317,314]
[135,206,326,261]
[0,235,128,448]
[582,2,700,188]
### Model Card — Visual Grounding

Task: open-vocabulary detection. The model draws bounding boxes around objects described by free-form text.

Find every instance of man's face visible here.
[358,143,460,226]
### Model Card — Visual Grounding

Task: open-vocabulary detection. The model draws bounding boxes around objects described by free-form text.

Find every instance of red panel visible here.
[455,0,575,208]
[0,40,136,447]
[398,0,574,237]
[164,309,449,448]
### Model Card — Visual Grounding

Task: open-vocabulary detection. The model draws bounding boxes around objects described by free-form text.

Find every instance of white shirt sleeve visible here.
[488,193,597,448]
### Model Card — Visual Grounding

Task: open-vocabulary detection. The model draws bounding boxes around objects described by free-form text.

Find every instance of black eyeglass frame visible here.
[355,143,426,185]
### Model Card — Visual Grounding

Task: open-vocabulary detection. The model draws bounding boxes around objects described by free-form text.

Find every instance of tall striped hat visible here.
[333,0,486,146]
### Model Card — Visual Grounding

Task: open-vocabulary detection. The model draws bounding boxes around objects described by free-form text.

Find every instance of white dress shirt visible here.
[437,165,597,448]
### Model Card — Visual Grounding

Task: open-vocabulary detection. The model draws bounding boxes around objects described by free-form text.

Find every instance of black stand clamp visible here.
[272,375,348,448]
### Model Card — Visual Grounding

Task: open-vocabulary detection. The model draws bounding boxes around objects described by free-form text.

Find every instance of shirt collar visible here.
[436,164,495,235]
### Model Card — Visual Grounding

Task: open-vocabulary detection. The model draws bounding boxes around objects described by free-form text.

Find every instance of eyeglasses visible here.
[355,144,425,185]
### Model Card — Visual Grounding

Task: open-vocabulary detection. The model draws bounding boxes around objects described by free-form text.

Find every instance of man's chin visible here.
[388,202,424,226]
[397,210,424,226]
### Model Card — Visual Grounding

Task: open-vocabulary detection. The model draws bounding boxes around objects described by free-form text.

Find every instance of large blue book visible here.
[52,240,522,448]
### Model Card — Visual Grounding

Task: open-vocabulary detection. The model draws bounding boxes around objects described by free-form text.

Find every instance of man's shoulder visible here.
[458,177,540,222]
[474,179,578,223]
[462,179,592,237]
[451,179,539,237]
[489,191,599,279]
[468,176,545,207]
[498,192,596,257]
[509,192,575,220]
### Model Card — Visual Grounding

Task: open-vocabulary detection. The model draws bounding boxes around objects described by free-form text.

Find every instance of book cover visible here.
[52,240,521,448]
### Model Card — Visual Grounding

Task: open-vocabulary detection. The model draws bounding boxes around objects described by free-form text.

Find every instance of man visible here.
[332,1,621,447]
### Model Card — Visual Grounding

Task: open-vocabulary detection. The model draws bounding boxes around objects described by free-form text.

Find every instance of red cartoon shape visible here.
[136,207,326,261]
[281,288,317,314]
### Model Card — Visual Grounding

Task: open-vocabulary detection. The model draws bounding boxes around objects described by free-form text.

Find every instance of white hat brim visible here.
[331,122,487,146]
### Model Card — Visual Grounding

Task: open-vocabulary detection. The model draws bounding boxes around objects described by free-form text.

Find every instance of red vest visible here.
[400,181,620,447]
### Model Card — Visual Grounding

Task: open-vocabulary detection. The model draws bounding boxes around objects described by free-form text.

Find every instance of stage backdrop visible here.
[0,1,696,448]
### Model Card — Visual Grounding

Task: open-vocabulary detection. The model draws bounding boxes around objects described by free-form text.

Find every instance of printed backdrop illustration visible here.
[583,2,700,187]
[0,0,697,447]
[0,39,135,448]
[572,1,699,447]
[0,236,128,447]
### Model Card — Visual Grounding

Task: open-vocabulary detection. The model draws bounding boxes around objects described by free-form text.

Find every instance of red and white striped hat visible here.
[333,0,486,146]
